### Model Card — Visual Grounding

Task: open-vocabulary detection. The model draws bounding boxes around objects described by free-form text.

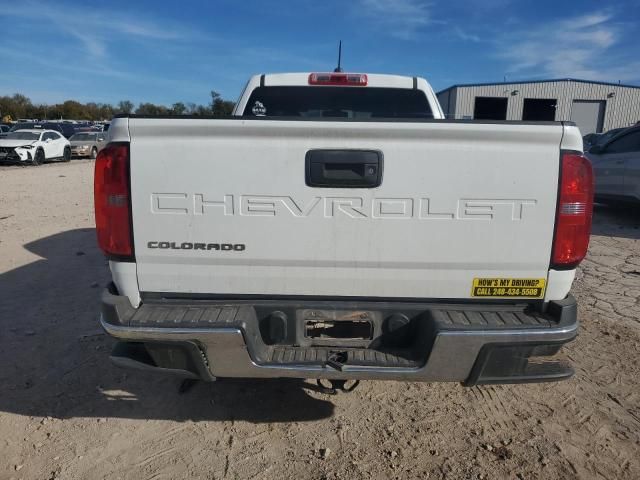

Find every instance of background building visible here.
[437,79,640,135]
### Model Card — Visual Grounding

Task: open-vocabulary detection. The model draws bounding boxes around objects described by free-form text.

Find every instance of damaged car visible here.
[0,129,71,165]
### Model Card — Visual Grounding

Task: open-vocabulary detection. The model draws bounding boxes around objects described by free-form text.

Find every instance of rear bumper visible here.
[100,287,578,385]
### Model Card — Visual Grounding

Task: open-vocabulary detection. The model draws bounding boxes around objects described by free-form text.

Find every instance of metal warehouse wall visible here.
[436,80,640,131]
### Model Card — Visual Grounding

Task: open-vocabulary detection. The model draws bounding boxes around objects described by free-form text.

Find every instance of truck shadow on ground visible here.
[591,204,640,240]
[0,228,334,423]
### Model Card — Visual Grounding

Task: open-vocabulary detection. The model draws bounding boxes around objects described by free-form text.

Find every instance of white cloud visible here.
[561,12,611,29]
[357,0,432,40]
[356,1,484,43]
[453,27,481,42]
[0,0,191,58]
[498,12,639,82]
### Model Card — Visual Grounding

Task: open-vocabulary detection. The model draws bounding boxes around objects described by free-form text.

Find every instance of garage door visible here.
[473,97,508,120]
[571,100,605,135]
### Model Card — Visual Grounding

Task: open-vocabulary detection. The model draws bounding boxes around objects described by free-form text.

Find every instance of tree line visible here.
[0,91,235,122]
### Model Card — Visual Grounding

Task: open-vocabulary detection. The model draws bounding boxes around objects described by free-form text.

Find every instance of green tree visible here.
[47,105,64,120]
[185,102,197,114]
[61,100,85,119]
[171,102,187,115]
[135,103,170,115]
[1,93,32,119]
[97,103,114,120]
[116,100,134,114]
[0,92,234,120]
[210,90,235,116]
[193,104,211,116]
[31,104,48,120]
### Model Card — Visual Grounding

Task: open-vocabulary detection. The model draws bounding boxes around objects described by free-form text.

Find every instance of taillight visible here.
[308,72,368,86]
[94,143,133,259]
[551,151,594,268]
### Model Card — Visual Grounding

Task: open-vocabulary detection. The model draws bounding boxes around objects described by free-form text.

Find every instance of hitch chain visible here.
[316,378,360,394]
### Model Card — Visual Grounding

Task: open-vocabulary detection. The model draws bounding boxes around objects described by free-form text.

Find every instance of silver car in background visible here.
[587,126,640,204]
[69,132,107,159]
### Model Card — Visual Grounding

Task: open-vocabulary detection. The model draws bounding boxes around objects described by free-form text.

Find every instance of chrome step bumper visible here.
[100,286,578,385]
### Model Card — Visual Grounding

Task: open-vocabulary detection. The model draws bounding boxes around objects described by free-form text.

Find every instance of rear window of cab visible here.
[243,86,433,119]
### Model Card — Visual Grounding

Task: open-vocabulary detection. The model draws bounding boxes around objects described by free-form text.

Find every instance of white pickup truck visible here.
[96,72,593,388]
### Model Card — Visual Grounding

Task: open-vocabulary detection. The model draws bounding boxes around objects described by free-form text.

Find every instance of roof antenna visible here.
[334,40,343,72]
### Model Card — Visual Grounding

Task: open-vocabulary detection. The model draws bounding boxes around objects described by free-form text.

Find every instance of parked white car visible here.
[0,129,71,165]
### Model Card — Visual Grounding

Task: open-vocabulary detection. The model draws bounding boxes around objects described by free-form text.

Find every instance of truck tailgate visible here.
[128,118,563,300]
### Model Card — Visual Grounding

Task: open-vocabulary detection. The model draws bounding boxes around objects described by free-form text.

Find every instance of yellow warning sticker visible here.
[471,278,546,298]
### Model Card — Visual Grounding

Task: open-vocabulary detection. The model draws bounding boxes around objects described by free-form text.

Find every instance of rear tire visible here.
[32,149,45,166]
[62,146,71,162]
[91,147,98,159]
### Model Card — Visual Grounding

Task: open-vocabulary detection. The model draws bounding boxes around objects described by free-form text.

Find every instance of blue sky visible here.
[1,0,639,106]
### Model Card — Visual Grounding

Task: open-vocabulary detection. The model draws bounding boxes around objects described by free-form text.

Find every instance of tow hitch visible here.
[326,350,348,371]
[316,351,360,394]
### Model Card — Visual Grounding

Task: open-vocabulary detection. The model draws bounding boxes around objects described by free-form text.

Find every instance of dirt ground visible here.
[0,160,638,480]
